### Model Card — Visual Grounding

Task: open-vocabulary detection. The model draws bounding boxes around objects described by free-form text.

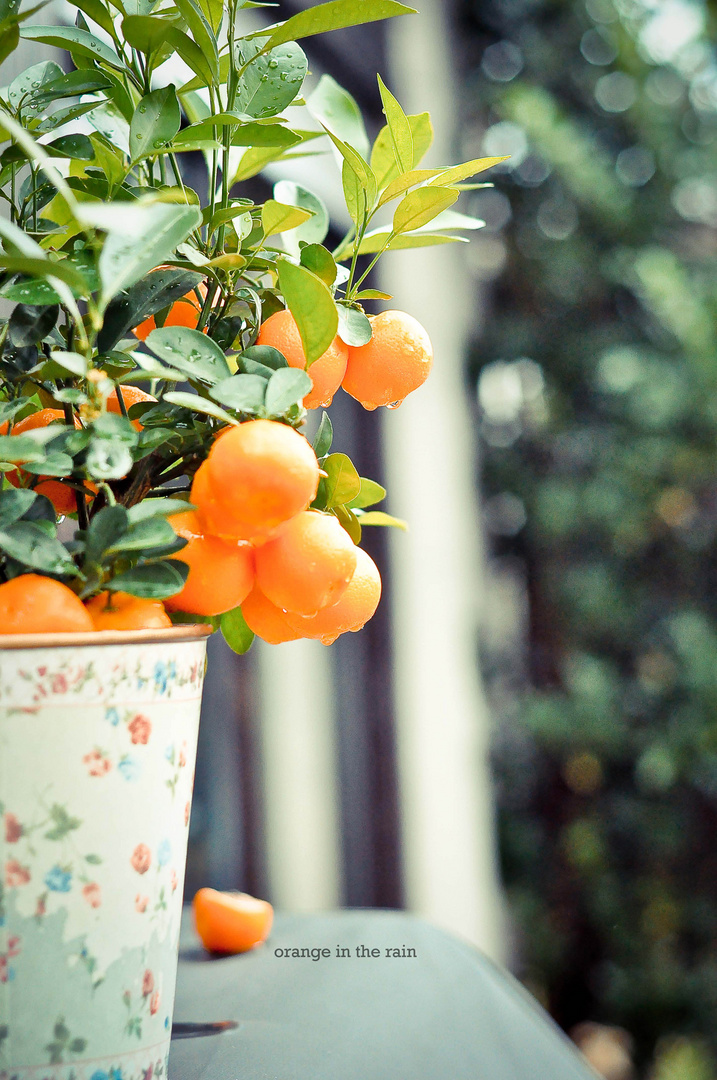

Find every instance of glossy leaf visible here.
[337,305,372,347]
[107,560,189,599]
[428,156,509,187]
[312,410,333,457]
[323,453,361,508]
[174,0,219,84]
[277,259,338,367]
[347,478,387,509]
[220,606,254,654]
[98,268,205,352]
[0,521,77,575]
[393,186,459,234]
[265,367,312,415]
[261,199,313,236]
[307,74,369,158]
[300,244,336,287]
[260,0,417,50]
[234,38,307,119]
[355,509,407,530]
[145,327,231,384]
[377,74,412,173]
[273,181,329,252]
[129,85,181,164]
[210,374,266,413]
[163,392,239,425]
[20,24,123,67]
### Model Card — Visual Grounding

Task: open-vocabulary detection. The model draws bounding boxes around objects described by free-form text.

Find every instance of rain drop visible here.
[386,400,403,410]
[363,403,378,412]
[32,81,40,88]
[153,140,164,148]
[138,105,146,113]
[268,58,279,69]
[136,133,143,140]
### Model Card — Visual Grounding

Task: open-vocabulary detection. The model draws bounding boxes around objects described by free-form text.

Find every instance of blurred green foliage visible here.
[461,0,717,1071]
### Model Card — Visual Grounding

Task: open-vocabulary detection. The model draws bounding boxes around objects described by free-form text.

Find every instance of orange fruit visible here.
[342,310,433,410]
[285,546,382,644]
[133,271,207,341]
[241,583,303,644]
[254,510,357,617]
[256,309,348,409]
[1,408,88,516]
[85,591,172,631]
[0,574,94,634]
[164,510,255,616]
[107,386,156,431]
[193,887,273,954]
[196,420,319,542]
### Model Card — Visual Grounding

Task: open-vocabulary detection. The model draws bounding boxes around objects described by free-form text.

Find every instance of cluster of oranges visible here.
[0,297,433,640]
[0,419,382,643]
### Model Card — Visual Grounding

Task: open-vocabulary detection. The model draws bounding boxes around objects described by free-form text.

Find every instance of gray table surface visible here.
[170,909,597,1080]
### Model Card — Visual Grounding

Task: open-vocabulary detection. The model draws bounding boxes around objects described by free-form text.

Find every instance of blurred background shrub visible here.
[459,0,717,1073]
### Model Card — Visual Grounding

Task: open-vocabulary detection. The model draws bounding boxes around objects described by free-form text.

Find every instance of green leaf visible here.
[128,499,196,523]
[265,368,312,415]
[98,268,204,352]
[48,351,87,376]
[129,85,181,164]
[174,0,219,84]
[20,24,123,67]
[409,112,434,167]
[277,259,338,367]
[337,305,372,347]
[261,199,313,236]
[260,0,417,50]
[300,244,336,287]
[393,186,459,234]
[45,133,95,161]
[0,522,78,575]
[122,14,178,54]
[240,345,289,370]
[350,230,467,256]
[7,60,63,111]
[210,374,266,413]
[378,168,443,207]
[377,73,412,173]
[307,74,369,158]
[356,509,407,530]
[84,505,130,562]
[72,0,116,37]
[164,26,216,87]
[427,155,508,187]
[0,489,37,528]
[83,202,202,307]
[323,453,361,507]
[30,69,114,105]
[69,1038,87,1055]
[85,853,102,864]
[273,181,329,254]
[323,129,376,209]
[86,439,133,480]
[220,606,254,654]
[145,326,231,384]
[108,560,188,598]
[8,303,58,347]
[0,435,48,463]
[347,478,386,509]
[312,411,333,457]
[371,110,433,190]
[334,502,361,544]
[163,392,239,425]
[106,517,178,553]
[234,38,307,119]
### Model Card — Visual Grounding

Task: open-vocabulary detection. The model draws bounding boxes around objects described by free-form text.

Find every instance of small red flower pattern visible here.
[5,859,30,887]
[150,990,161,1016]
[142,969,154,996]
[135,894,149,913]
[4,812,21,843]
[83,748,111,777]
[82,882,102,908]
[128,714,152,745]
[131,843,151,874]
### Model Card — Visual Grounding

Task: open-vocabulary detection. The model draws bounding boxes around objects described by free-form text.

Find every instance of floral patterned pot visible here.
[0,626,211,1080]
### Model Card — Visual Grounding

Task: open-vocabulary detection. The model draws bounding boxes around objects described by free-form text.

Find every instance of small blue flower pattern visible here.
[157,839,171,867]
[44,865,72,892]
[105,707,120,726]
[118,755,142,782]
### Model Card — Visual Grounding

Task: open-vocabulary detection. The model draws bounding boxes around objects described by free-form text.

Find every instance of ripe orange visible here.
[342,310,433,410]
[1,408,87,516]
[107,386,156,431]
[256,309,348,409]
[196,420,319,542]
[285,546,382,644]
[193,887,273,954]
[254,510,357,617]
[164,510,255,616]
[0,574,94,634]
[133,272,207,341]
[240,583,303,644]
[85,591,172,631]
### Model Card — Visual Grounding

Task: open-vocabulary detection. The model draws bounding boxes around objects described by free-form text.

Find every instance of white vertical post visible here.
[382,0,505,959]
[256,638,342,911]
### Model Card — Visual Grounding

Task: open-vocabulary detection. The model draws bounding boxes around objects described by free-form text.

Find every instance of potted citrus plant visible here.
[0,0,499,1073]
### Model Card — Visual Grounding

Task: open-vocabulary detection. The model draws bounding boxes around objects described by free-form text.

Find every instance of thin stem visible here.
[351,232,396,296]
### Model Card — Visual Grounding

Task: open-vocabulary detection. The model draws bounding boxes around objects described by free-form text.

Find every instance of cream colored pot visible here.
[0,626,211,1080]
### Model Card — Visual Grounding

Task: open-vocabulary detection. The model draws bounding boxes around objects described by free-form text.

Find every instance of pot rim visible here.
[0,624,213,650]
